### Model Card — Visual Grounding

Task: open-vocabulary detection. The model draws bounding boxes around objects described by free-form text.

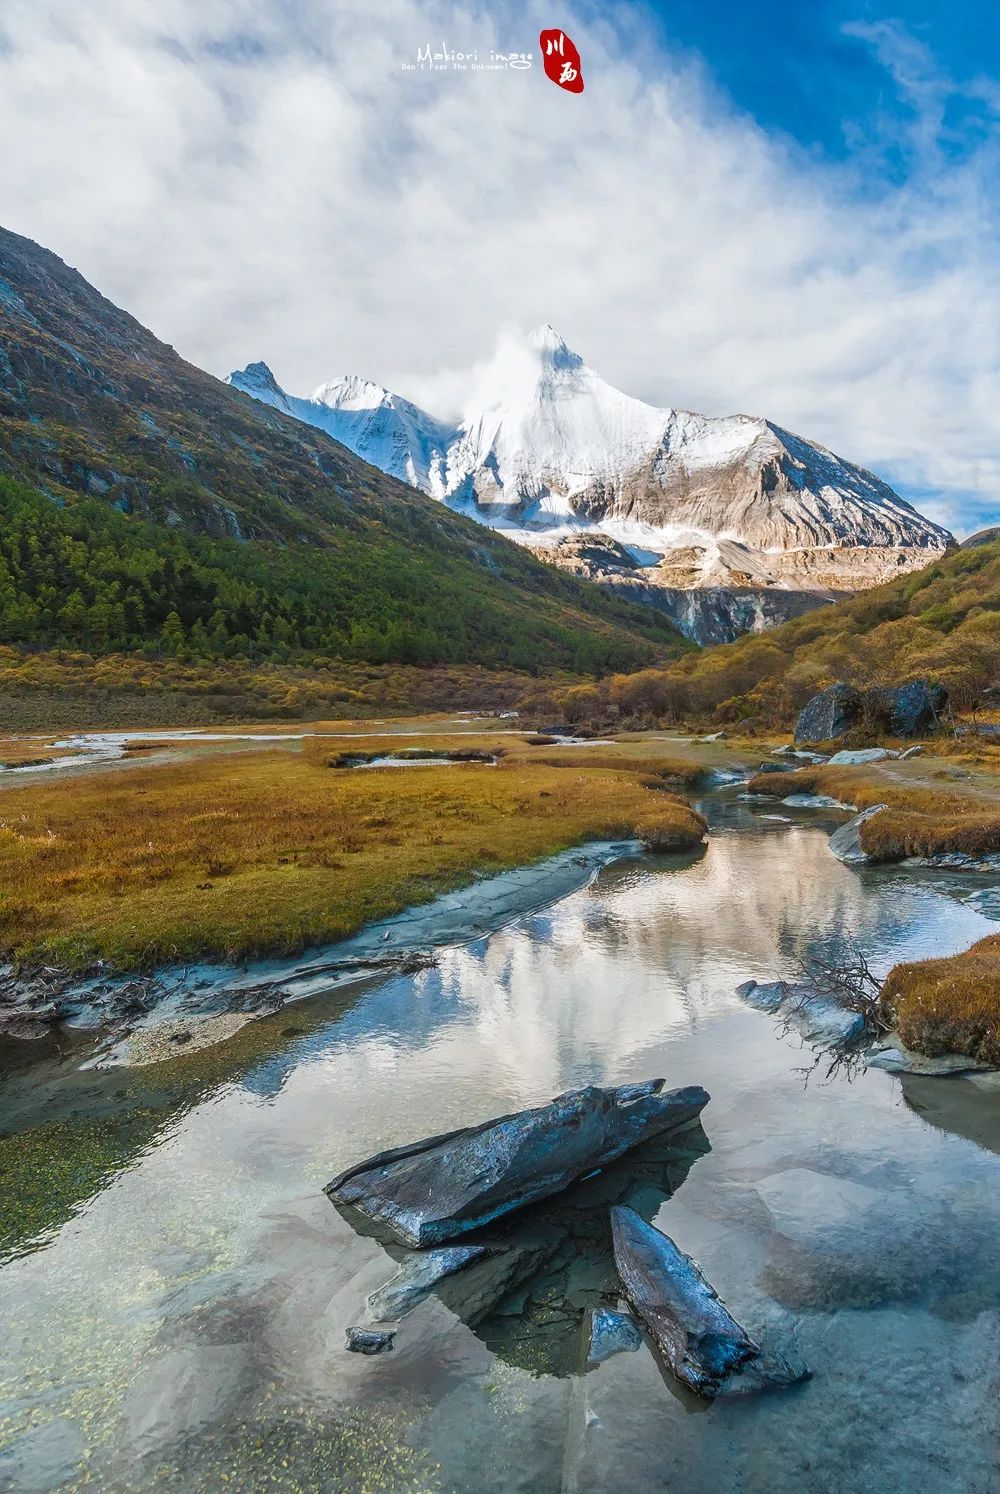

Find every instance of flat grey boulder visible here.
[828,805,889,864]
[735,980,866,1047]
[775,746,828,763]
[794,683,862,745]
[585,1307,643,1365]
[782,793,856,811]
[610,1207,759,1398]
[826,748,897,766]
[327,1079,710,1247]
[866,1040,995,1076]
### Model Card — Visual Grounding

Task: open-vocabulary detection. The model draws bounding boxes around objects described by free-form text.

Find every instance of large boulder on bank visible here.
[869,679,948,737]
[609,1207,759,1398]
[794,683,863,745]
[326,1080,710,1247]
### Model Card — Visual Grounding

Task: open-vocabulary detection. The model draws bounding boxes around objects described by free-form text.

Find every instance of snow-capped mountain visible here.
[227,363,451,492]
[228,329,953,642]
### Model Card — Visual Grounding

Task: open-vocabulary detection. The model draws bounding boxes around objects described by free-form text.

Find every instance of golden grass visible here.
[881,934,1000,1064]
[0,743,705,973]
[747,763,1000,861]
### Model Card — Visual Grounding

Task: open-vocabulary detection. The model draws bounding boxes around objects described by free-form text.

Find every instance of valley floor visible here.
[0,715,998,1067]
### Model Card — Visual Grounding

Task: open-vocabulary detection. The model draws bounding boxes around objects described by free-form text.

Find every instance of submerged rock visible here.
[794,683,863,745]
[327,1080,710,1248]
[782,793,856,811]
[720,1340,812,1397]
[901,851,1000,872]
[609,1207,759,1398]
[828,805,889,865]
[585,1307,643,1365]
[364,1245,490,1322]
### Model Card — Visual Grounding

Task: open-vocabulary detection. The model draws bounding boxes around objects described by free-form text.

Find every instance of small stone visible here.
[586,1307,643,1364]
[346,1326,395,1355]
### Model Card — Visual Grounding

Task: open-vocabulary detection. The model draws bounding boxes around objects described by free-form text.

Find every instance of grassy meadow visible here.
[0,733,706,973]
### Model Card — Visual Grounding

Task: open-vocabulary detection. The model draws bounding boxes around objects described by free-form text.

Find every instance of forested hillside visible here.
[0,227,688,676]
[0,478,687,673]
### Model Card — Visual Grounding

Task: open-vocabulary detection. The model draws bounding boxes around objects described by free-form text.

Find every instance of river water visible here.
[1,794,999,1493]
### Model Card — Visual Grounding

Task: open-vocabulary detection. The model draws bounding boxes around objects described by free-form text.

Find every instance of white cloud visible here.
[0,0,998,534]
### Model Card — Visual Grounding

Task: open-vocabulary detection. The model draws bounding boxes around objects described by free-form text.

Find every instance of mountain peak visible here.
[311,373,393,412]
[226,361,290,412]
[526,323,582,370]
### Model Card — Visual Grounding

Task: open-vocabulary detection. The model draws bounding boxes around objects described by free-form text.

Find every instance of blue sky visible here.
[0,0,997,535]
[643,0,1000,172]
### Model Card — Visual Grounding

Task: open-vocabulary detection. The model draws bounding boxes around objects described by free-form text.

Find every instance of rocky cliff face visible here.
[528,534,833,643]
[231,326,953,645]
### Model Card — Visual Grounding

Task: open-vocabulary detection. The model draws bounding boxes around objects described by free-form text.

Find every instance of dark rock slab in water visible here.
[610,1206,759,1398]
[345,1326,395,1354]
[327,1080,709,1248]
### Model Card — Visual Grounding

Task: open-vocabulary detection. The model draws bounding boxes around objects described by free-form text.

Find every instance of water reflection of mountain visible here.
[240,817,992,1107]
[332,1125,711,1378]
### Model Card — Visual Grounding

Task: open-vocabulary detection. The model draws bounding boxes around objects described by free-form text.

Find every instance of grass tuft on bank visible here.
[881,935,1000,1066]
[747,764,1000,862]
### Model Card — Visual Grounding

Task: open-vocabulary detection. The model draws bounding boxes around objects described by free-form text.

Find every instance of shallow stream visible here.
[1,794,999,1492]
